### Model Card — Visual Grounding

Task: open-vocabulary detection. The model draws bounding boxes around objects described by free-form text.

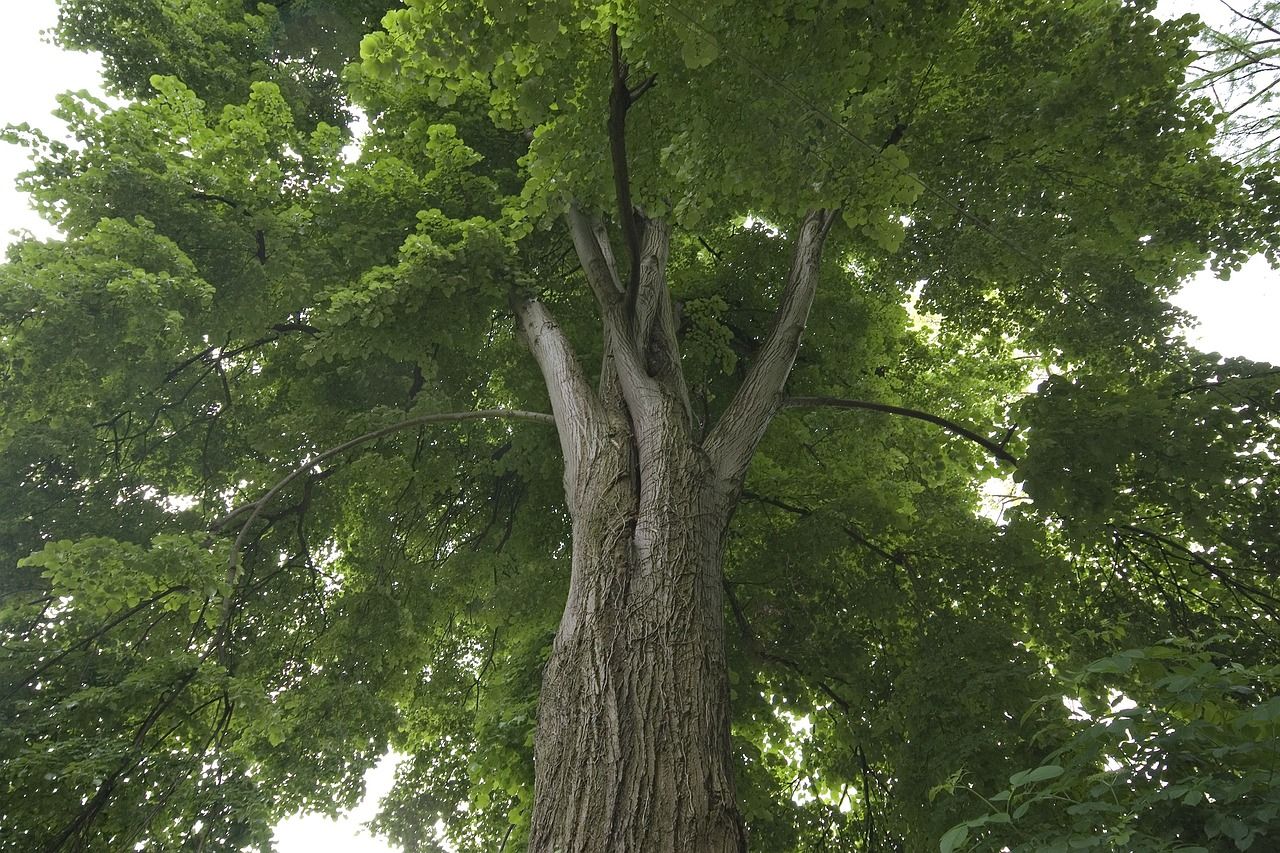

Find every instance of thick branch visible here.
[566,206,624,306]
[631,219,690,418]
[514,296,604,470]
[564,208,656,424]
[704,209,836,484]
[633,218,672,340]
[631,218,695,434]
[781,396,1019,466]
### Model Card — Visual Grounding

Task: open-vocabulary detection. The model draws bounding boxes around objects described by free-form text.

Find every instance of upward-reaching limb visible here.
[513,296,605,503]
[704,208,837,486]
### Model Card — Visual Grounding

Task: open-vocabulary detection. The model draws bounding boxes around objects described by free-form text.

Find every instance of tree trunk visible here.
[528,421,747,852]
[517,206,832,852]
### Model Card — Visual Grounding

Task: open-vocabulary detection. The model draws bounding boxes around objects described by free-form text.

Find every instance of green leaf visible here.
[1010,764,1064,787]
[939,824,969,853]
[680,33,721,69]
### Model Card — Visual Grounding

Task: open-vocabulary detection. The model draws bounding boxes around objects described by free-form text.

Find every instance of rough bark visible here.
[520,208,833,852]
[528,420,746,853]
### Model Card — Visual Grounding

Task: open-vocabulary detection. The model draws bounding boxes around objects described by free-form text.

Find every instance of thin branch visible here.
[268,321,321,336]
[188,190,242,208]
[741,489,905,567]
[1116,524,1280,621]
[723,577,853,711]
[1173,368,1280,397]
[781,396,1019,466]
[629,73,657,102]
[42,666,202,852]
[1217,0,1280,40]
[219,409,556,595]
[696,236,723,261]
[2,587,187,703]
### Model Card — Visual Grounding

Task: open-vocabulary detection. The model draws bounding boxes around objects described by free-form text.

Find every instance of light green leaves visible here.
[679,30,720,69]
[19,534,226,624]
[4,0,1278,850]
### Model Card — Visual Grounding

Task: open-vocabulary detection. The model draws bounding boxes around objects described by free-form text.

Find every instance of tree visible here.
[1,0,1277,851]
[1192,0,1280,165]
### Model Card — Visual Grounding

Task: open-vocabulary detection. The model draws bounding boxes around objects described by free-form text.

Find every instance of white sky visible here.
[0,0,1275,850]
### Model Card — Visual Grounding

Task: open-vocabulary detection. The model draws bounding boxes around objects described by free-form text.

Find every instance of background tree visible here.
[0,1,1277,851]
[1193,0,1280,166]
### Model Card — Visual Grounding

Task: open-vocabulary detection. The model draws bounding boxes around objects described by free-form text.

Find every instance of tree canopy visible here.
[1,1,1278,851]
[1193,0,1280,165]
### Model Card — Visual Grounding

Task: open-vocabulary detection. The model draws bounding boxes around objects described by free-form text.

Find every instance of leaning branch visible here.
[781,396,1019,466]
[563,209,658,422]
[566,206,625,307]
[704,209,836,483]
[513,296,606,488]
[217,409,556,577]
[1217,0,1280,40]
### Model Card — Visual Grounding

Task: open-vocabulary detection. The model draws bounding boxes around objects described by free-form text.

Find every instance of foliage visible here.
[0,0,1277,850]
[939,637,1280,852]
[1192,1,1280,166]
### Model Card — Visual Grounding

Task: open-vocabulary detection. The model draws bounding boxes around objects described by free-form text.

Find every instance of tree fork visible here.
[523,201,841,850]
[527,411,747,852]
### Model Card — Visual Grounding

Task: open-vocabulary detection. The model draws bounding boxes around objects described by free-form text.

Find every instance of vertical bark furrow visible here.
[529,427,746,852]
[527,202,821,851]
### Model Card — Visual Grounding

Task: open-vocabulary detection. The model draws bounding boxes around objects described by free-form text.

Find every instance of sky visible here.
[0,1,1276,851]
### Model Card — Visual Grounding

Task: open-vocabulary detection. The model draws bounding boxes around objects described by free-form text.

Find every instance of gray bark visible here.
[520,209,833,852]
[528,418,745,852]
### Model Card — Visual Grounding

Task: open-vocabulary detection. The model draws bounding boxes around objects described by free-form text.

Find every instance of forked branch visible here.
[566,206,625,307]
[563,208,662,425]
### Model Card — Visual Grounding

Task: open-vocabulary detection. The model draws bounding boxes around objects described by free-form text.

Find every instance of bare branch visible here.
[566,206,624,307]
[1217,0,1280,40]
[514,296,606,486]
[564,207,658,424]
[704,209,836,484]
[629,73,658,102]
[741,490,905,566]
[781,396,1019,466]
[633,218,692,425]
